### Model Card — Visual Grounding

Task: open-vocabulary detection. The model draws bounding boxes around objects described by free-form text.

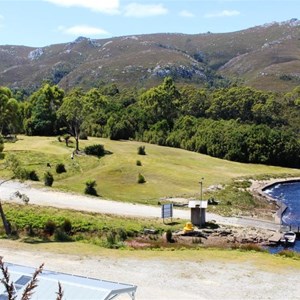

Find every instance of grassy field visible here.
[1,238,300,271]
[1,135,300,205]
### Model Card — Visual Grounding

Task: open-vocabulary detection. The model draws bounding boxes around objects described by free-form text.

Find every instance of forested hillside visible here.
[1,78,300,168]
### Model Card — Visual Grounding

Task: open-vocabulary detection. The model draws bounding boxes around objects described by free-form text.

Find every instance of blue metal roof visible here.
[0,263,137,300]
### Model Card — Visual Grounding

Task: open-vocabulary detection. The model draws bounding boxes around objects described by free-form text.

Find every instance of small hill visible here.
[1,19,300,92]
[2,136,299,204]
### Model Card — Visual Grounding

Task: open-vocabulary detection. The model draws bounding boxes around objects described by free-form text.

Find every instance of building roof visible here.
[0,263,137,300]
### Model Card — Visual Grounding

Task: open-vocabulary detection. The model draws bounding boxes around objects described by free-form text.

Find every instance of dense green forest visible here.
[1,78,300,167]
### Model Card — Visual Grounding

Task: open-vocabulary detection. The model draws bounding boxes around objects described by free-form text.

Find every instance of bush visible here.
[117,228,128,241]
[106,230,117,248]
[25,224,35,237]
[14,167,30,180]
[79,132,88,140]
[137,146,146,155]
[277,249,300,259]
[61,219,72,234]
[166,229,173,243]
[84,144,105,157]
[29,170,39,181]
[136,160,142,166]
[84,180,98,196]
[239,243,266,252]
[54,229,72,242]
[137,173,146,184]
[56,163,66,174]
[44,171,54,187]
[44,220,56,236]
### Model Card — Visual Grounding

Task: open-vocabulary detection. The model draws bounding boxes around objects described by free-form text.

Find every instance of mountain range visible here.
[1,18,300,93]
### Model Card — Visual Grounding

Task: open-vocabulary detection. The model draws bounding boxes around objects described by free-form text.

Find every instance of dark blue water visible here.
[264,181,300,253]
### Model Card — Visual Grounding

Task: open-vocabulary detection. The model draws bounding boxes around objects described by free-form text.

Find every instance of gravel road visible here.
[0,180,280,231]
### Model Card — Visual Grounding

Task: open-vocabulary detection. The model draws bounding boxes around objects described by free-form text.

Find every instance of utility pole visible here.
[199,178,204,201]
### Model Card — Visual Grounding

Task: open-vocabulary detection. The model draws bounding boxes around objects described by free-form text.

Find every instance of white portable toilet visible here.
[188,200,208,227]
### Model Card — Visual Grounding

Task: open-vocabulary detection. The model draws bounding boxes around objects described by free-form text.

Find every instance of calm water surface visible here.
[264,181,300,253]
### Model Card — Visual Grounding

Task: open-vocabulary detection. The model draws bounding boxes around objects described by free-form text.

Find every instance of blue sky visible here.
[0,0,299,47]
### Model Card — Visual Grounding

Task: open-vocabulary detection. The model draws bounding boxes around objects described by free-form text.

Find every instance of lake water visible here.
[264,181,300,253]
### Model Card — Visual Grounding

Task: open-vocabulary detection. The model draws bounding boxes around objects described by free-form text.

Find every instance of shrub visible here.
[105,230,123,249]
[117,228,127,241]
[84,144,105,157]
[29,170,39,181]
[166,229,173,243]
[137,145,146,155]
[79,132,88,140]
[239,243,266,252]
[25,224,35,237]
[44,171,54,187]
[63,134,71,147]
[277,249,300,259]
[106,231,117,248]
[61,219,72,234]
[137,173,146,184]
[56,163,66,174]
[54,229,72,242]
[44,220,56,236]
[14,167,30,180]
[136,160,142,166]
[84,180,98,196]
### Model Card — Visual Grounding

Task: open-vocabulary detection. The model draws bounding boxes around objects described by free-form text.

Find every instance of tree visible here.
[23,84,64,136]
[139,77,180,127]
[0,135,3,157]
[0,87,19,135]
[57,88,86,152]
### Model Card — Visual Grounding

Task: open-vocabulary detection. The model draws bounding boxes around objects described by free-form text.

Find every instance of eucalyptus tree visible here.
[139,77,180,127]
[0,87,19,135]
[57,88,86,152]
[23,83,64,135]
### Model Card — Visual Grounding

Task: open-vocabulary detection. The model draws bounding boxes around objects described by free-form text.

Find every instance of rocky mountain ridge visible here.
[1,19,300,93]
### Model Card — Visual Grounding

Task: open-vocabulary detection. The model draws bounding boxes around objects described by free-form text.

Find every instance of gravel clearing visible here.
[0,243,300,300]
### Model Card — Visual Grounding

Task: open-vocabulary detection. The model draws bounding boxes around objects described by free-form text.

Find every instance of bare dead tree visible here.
[56,282,64,300]
[21,263,44,300]
[0,256,16,300]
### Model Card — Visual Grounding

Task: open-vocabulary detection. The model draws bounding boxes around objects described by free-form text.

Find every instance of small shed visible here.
[0,263,137,300]
[188,200,208,227]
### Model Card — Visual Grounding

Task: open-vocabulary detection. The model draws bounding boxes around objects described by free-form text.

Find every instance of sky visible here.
[0,0,299,47]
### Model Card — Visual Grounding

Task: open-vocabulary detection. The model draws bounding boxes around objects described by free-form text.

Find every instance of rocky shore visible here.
[172,224,280,248]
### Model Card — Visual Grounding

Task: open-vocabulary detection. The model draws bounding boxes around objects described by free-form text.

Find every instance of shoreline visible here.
[250,177,300,227]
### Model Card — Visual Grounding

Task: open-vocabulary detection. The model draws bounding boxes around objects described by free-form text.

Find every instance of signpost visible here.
[161,203,173,223]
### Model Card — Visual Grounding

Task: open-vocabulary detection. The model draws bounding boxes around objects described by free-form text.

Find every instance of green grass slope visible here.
[1,135,299,204]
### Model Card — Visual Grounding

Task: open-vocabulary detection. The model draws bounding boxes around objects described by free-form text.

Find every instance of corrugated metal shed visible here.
[0,263,137,300]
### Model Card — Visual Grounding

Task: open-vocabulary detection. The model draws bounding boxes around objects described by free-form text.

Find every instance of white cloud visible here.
[58,25,109,36]
[205,10,240,18]
[45,0,120,14]
[179,10,195,18]
[124,3,168,18]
